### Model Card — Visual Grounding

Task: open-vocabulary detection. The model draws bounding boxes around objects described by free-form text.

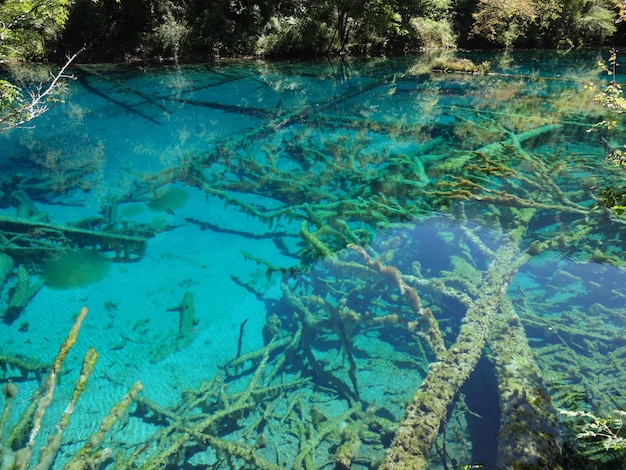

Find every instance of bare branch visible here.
[0,48,82,130]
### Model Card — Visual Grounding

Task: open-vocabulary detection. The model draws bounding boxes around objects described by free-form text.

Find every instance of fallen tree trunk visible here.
[0,215,147,260]
[489,296,562,468]
[381,232,531,469]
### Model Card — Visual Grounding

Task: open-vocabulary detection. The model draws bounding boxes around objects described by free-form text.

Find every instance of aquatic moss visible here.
[120,203,146,217]
[42,249,111,289]
[430,57,490,74]
[146,187,189,213]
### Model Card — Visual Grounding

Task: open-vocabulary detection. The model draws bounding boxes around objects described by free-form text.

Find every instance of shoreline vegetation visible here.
[2,0,625,132]
[1,0,626,65]
[2,0,626,131]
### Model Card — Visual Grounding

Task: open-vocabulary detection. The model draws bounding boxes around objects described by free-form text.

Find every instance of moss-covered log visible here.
[381,234,531,469]
[489,297,562,469]
[0,214,147,260]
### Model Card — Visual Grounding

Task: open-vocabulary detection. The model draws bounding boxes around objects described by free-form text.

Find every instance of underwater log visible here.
[381,237,530,469]
[3,265,44,324]
[167,292,196,338]
[34,347,99,470]
[0,214,147,260]
[0,355,47,381]
[5,307,89,468]
[150,293,198,363]
[0,253,14,291]
[489,297,562,468]
[64,381,144,470]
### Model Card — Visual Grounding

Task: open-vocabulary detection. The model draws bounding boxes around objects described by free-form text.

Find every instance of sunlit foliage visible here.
[0,0,75,59]
[469,0,561,48]
[0,1,84,130]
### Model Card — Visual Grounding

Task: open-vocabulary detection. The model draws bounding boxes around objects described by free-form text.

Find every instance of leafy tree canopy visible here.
[0,0,77,60]
[0,0,91,130]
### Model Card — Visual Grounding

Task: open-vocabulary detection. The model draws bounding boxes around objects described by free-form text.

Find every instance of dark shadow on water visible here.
[460,353,499,468]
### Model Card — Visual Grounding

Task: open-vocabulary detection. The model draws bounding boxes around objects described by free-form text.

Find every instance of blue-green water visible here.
[1,51,625,469]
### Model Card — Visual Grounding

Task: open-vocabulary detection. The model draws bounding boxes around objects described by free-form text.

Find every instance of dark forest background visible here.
[2,0,626,63]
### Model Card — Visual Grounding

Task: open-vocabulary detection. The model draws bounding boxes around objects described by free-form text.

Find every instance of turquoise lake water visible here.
[1,50,626,469]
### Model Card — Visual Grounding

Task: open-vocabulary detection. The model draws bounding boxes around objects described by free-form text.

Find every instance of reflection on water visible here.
[0,50,625,469]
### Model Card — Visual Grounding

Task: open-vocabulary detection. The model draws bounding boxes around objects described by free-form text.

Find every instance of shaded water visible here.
[1,50,625,469]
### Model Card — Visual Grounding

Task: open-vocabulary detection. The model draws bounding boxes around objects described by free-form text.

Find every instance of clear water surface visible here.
[0,50,625,469]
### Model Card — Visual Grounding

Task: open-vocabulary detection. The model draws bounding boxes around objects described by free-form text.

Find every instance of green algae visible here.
[42,249,111,289]
[146,186,189,213]
[120,203,146,217]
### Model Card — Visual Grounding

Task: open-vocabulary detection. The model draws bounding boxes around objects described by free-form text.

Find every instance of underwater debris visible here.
[149,292,199,363]
[0,307,142,470]
[3,265,43,324]
[0,214,147,261]
[167,291,197,339]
